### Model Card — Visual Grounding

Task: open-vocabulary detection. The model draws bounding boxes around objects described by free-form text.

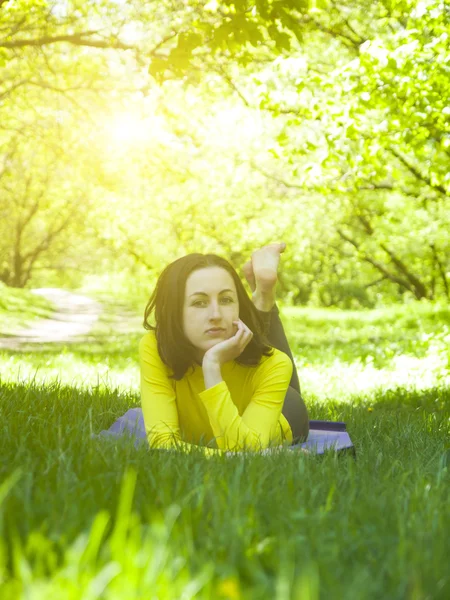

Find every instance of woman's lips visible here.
[206,329,225,335]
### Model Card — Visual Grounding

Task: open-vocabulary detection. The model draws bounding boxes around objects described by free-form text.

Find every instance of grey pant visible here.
[257,303,309,444]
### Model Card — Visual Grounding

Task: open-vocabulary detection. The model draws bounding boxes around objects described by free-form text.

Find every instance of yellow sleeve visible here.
[198,351,293,452]
[139,334,226,458]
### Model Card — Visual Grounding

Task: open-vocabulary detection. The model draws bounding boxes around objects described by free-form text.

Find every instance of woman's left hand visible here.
[203,319,253,366]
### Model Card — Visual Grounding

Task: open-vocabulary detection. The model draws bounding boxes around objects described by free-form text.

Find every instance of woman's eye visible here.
[193,297,233,307]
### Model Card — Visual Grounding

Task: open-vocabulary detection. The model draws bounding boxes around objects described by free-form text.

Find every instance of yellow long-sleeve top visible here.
[139,330,294,457]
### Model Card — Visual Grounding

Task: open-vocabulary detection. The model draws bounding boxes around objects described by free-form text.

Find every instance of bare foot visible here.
[242,242,286,310]
[242,260,257,294]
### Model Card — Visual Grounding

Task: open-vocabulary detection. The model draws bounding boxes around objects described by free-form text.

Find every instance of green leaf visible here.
[148,57,169,79]
[177,32,203,52]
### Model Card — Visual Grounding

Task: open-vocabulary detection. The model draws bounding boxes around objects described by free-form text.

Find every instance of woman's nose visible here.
[209,303,223,317]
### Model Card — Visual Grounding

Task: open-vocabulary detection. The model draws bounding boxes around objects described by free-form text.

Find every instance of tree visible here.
[223,0,450,301]
[1,0,448,306]
[0,123,95,287]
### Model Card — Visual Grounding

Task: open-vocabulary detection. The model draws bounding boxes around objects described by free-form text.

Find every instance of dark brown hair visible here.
[143,253,275,381]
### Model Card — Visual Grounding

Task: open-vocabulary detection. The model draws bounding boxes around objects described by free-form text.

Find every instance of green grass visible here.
[0,282,56,335]
[0,300,449,599]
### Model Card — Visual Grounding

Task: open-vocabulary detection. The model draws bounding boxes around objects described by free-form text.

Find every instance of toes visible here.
[257,242,286,254]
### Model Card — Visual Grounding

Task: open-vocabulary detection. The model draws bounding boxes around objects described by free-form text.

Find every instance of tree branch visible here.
[379,243,427,299]
[389,146,448,197]
[364,276,388,289]
[356,213,374,235]
[248,160,304,189]
[429,242,449,299]
[336,228,415,291]
[0,32,134,50]
[211,62,252,107]
[304,14,363,51]
[0,79,31,101]
[21,210,76,285]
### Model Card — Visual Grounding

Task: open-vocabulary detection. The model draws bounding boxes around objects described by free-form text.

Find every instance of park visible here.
[0,1,449,598]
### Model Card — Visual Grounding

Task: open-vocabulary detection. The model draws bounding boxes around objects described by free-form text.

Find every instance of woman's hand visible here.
[203,319,253,367]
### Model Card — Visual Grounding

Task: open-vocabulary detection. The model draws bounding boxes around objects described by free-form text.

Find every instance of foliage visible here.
[0,0,448,307]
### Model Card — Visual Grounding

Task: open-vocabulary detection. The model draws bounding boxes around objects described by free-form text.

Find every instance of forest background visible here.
[1,0,449,312]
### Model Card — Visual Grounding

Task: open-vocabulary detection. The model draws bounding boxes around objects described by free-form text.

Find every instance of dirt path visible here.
[0,288,103,350]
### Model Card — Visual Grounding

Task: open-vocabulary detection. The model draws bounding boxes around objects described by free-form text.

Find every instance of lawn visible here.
[0,295,449,599]
[0,282,55,335]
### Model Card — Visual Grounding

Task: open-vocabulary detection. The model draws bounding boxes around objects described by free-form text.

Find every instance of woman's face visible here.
[183,266,240,364]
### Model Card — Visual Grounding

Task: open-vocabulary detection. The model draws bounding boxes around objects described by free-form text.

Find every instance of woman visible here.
[139,242,309,457]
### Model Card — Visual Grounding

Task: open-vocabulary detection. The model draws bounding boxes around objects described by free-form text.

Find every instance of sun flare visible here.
[109,112,150,145]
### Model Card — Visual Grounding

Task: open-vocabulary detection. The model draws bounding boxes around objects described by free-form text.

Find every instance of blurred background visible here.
[1,0,448,313]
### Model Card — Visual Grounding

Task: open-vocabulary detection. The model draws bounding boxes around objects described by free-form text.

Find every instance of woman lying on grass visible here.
[139,242,310,457]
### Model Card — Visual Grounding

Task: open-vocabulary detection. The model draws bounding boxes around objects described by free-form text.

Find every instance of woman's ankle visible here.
[254,301,279,314]
[252,291,277,312]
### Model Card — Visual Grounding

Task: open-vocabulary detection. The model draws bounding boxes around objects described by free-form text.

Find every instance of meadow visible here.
[0,283,55,335]
[0,295,449,599]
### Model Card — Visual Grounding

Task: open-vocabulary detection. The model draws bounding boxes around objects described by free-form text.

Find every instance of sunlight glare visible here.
[109,113,150,145]
[104,110,182,151]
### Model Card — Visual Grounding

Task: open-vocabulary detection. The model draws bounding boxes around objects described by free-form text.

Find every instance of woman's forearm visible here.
[202,360,223,390]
